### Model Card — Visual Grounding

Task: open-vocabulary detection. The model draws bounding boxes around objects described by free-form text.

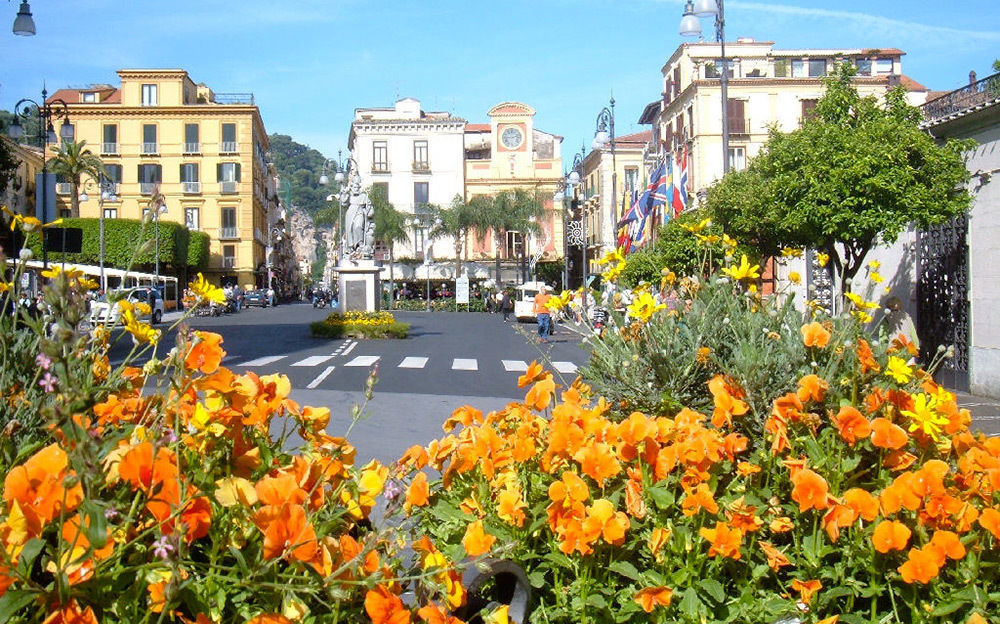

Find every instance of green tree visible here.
[267,134,336,217]
[47,140,105,218]
[0,137,18,196]
[473,188,544,283]
[429,194,484,277]
[707,63,974,293]
[371,185,410,305]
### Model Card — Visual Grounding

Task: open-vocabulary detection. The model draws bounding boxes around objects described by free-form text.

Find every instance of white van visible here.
[89,287,165,325]
[513,281,550,322]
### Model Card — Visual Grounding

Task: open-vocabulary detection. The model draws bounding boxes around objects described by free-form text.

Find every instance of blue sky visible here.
[2,0,998,166]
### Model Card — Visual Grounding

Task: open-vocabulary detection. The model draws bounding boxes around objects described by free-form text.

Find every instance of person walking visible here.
[500,289,513,323]
[533,285,553,342]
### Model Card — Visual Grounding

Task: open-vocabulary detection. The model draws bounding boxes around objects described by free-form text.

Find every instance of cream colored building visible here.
[47,69,272,287]
[640,40,924,201]
[465,102,564,266]
[348,98,466,260]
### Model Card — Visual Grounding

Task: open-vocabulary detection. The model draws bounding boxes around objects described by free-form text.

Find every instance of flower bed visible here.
[310,310,409,339]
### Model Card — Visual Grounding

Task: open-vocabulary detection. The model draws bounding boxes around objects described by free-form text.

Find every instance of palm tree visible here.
[473,189,545,284]
[429,194,479,278]
[47,140,104,218]
[371,185,409,307]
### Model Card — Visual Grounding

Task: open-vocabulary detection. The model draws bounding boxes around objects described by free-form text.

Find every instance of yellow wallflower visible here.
[901,393,949,441]
[680,218,711,233]
[816,252,830,267]
[781,247,803,258]
[788,271,801,284]
[845,292,879,311]
[189,272,226,304]
[721,255,761,282]
[885,357,914,384]
[627,292,666,323]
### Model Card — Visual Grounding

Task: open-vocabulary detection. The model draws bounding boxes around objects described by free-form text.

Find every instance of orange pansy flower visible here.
[857,339,880,373]
[770,517,794,533]
[737,461,761,477]
[246,616,294,624]
[796,374,829,403]
[871,418,909,450]
[978,507,1000,539]
[365,585,412,624]
[929,530,966,561]
[625,479,647,519]
[759,541,792,571]
[4,444,84,532]
[898,546,942,584]
[648,527,671,562]
[406,472,430,509]
[253,503,318,563]
[791,579,822,604]
[573,442,621,486]
[790,468,830,513]
[708,375,749,428]
[496,488,527,527]
[832,406,871,446]
[548,471,589,508]
[801,322,831,348]
[681,483,719,517]
[582,498,630,546]
[255,474,308,507]
[517,361,549,388]
[442,405,483,432]
[699,521,743,560]
[416,604,464,624]
[41,599,99,624]
[634,587,674,612]
[525,377,557,411]
[872,520,911,553]
[462,520,496,557]
[822,503,857,542]
[843,488,879,522]
[184,331,226,374]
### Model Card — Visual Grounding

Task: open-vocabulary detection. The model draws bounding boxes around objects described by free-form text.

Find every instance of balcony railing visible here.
[142,142,158,155]
[412,161,431,172]
[222,256,236,268]
[139,183,156,195]
[219,181,239,194]
[101,142,118,155]
[922,71,1000,122]
[182,182,201,194]
[183,142,201,154]
[214,93,254,105]
[55,182,72,195]
[372,163,390,173]
[220,141,239,153]
[219,227,240,240]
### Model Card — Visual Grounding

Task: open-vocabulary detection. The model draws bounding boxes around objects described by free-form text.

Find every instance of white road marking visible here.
[291,355,335,367]
[306,366,336,389]
[237,355,287,367]
[399,356,428,369]
[452,358,478,371]
[341,341,358,357]
[502,360,528,372]
[553,361,579,374]
[345,355,380,367]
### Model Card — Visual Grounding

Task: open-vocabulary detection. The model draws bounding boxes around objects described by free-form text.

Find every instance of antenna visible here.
[394,82,399,101]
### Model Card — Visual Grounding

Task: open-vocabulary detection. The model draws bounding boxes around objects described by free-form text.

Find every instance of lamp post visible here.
[680,0,730,174]
[319,151,349,263]
[151,195,168,287]
[569,150,587,318]
[12,1,35,35]
[80,176,118,291]
[8,89,74,270]
[407,213,441,311]
[554,186,567,290]
[593,97,617,226]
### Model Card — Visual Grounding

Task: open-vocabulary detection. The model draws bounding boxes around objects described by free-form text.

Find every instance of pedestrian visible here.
[494,290,503,314]
[533,284,553,342]
[267,287,275,307]
[500,289,513,323]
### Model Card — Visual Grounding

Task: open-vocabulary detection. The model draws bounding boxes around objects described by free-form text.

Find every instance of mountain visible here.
[267,134,342,217]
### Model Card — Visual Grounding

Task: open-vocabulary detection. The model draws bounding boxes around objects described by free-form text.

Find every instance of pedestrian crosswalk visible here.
[236,353,578,374]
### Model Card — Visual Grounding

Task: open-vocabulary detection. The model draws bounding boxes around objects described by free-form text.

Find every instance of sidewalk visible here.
[954,390,1000,436]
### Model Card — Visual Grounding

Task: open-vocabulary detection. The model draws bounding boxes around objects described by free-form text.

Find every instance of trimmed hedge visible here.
[25,217,208,271]
[392,298,486,312]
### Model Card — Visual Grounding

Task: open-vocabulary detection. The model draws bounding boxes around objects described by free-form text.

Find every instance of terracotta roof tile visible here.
[465,123,491,132]
[899,75,928,91]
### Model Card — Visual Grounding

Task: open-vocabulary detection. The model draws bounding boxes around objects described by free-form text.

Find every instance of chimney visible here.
[970,70,977,85]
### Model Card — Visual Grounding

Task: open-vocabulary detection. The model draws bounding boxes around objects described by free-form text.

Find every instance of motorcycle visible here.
[312,293,330,308]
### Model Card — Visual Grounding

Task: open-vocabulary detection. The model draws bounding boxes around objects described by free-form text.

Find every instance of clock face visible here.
[501,127,523,149]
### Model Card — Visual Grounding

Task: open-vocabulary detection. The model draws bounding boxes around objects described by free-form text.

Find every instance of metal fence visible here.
[922,71,1000,121]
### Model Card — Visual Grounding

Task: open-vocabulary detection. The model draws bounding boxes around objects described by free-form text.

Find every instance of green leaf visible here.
[17,538,44,574]
[608,560,642,581]
[586,593,608,609]
[698,578,726,604]
[679,586,703,619]
[543,551,574,570]
[527,570,546,589]
[932,600,971,617]
[647,485,675,510]
[0,590,35,621]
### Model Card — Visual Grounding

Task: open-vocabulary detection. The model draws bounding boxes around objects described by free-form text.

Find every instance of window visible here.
[624,168,639,192]
[726,99,747,134]
[705,60,733,79]
[774,58,789,77]
[809,59,827,77]
[672,67,681,99]
[855,59,873,75]
[413,140,429,170]
[373,141,388,171]
[413,182,429,208]
[185,207,199,230]
[801,99,819,122]
[793,59,826,78]
[874,58,894,75]
[217,162,241,182]
[220,207,238,239]
[181,163,200,193]
[222,245,236,268]
[221,123,237,152]
[142,124,157,154]
[137,164,162,194]
[102,164,122,193]
[82,92,97,103]
[728,147,747,171]
[102,124,118,155]
[184,124,200,154]
[103,208,117,219]
[505,231,524,259]
[141,84,158,106]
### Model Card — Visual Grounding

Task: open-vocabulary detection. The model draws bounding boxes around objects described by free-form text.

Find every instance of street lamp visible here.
[407,213,441,311]
[12,1,35,36]
[593,97,617,225]
[80,176,118,291]
[569,149,587,318]
[8,89,74,270]
[150,195,168,286]
[680,0,731,174]
[318,151,349,263]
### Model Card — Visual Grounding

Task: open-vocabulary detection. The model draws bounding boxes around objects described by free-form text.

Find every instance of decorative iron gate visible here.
[916,214,970,391]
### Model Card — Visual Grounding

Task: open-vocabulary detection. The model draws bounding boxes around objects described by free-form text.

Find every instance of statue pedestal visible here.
[335,260,382,313]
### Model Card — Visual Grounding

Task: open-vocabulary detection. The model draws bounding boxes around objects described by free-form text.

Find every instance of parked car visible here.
[89,287,165,325]
[513,281,549,322]
[244,289,269,308]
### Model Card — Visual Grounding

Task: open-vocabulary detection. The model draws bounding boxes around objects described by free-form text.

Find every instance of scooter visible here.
[312,293,330,308]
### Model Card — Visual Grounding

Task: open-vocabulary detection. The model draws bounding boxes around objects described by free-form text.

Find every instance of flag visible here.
[671,146,689,217]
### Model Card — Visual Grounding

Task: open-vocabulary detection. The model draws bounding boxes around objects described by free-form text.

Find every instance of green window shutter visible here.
[137,164,143,183]
[216,163,222,182]
[235,163,241,182]
[180,164,185,182]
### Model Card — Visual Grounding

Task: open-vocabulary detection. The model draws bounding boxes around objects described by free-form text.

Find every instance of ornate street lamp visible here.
[680,0,731,174]
[80,176,118,291]
[12,1,35,36]
[593,97,617,225]
[150,195,168,285]
[568,149,587,318]
[8,89,74,269]
[318,150,350,262]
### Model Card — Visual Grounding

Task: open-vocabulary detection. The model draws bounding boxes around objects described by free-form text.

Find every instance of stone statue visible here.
[343,173,374,260]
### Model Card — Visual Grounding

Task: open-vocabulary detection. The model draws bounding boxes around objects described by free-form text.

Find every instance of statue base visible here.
[334,259,382,313]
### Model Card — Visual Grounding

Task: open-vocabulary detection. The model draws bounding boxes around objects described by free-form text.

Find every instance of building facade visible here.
[47,69,272,287]
[641,40,922,201]
[348,98,466,260]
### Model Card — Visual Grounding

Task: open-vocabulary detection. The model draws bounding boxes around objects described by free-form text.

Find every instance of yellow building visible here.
[464,102,564,267]
[47,69,271,287]
[0,136,43,222]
